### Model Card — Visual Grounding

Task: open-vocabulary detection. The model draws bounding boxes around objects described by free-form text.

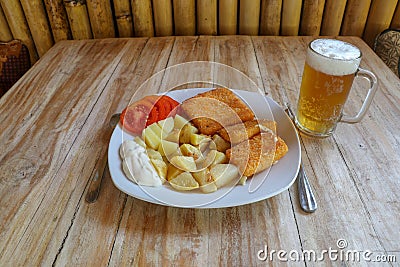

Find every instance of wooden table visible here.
[1,36,399,266]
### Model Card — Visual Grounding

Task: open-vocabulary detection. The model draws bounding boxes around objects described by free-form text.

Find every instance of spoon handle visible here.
[298,164,317,213]
[283,104,317,213]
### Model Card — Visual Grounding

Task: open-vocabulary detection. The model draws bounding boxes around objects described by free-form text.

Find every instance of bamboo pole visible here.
[300,0,325,36]
[152,0,173,36]
[0,5,12,41]
[173,0,195,35]
[20,0,54,57]
[0,0,38,63]
[219,0,238,35]
[239,0,261,35]
[363,0,397,47]
[280,0,302,36]
[131,0,154,37]
[64,1,93,40]
[260,0,282,35]
[390,1,400,28]
[197,0,217,35]
[44,0,72,42]
[320,0,347,36]
[86,0,115,38]
[113,0,134,37]
[341,0,371,36]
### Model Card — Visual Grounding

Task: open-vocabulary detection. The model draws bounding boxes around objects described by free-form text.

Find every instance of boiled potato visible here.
[180,143,201,159]
[212,134,231,153]
[164,128,180,143]
[158,117,174,136]
[179,123,198,144]
[190,133,209,146]
[196,149,216,170]
[210,164,239,188]
[146,148,163,161]
[158,139,179,156]
[167,163,183,181]
[170,155,197,172]
[134,136,146,148]
[142,127,161,150]
[192,169,217,193]
[169,172,199,191]
[148,123,163,139]
[212,150,227,165]
[150,158,167,182]
[237,176,248,185]
[174,114,189,129]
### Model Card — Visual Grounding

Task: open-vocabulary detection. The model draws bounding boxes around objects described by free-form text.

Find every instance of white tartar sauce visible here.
[120,140,162,187]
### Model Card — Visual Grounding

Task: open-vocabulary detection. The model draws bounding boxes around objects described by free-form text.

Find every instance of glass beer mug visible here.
[295,39,378,137]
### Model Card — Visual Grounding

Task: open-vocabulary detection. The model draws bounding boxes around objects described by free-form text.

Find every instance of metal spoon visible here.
[85,113,120,203]
[284,105,317,213]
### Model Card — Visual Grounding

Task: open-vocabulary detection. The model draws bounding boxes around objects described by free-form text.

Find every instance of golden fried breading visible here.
[226,133,288,177]
[218,119,277,144]
[180,88,254,135]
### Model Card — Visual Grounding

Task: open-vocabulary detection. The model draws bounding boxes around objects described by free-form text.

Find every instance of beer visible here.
[295,39,361,137]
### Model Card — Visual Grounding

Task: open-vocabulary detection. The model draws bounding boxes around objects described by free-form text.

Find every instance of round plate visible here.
[108,89,301,208]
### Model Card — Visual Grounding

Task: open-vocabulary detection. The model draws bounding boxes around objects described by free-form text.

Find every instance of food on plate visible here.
[210,164,240,188]
[192,169,217,193]
[158,139,179,156]
[226,133,288,177]
[120,95,179,135]
[179,123,199,143]
[169,172,199,191]
[118,88,289,193]
[211,134,230,153]
[218,119,277,145]
[120,140,163,186]
[180,88,254,135]
[170,155,197,172]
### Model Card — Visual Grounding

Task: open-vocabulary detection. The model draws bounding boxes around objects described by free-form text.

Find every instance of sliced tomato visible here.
[120,94,181,134]
[120,105,148,135]
[146,106,159,126]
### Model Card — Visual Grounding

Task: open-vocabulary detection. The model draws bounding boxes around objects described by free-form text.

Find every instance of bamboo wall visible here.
[0,0,399,62]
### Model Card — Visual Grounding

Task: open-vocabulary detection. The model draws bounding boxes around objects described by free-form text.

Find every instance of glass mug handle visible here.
[340,68,378,124]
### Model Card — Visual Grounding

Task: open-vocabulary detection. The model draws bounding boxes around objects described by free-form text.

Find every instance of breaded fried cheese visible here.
[180,88,254,135]
[218,119,277,144]
[226,133,288,177]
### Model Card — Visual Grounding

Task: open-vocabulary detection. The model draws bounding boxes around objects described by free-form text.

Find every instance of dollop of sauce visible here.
[120,140,162,187]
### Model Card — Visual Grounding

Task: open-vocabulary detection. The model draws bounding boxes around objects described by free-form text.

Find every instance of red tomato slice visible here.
[120,106,147,134]
[146,106,159,126]
[120,94,181,134]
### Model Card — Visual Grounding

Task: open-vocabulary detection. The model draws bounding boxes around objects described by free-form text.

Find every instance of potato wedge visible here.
[158,117,174,136]
[167,163,183,181]
[192,169,217,193]
[174,114,189,129]
[164,129,180,143]
[212,134,231,153]
[190,133,209,146]
[210,164,239,188]
[150,158,167,182]
[179,123,198,144]
[169,172,199,191]
[180,143,201,159]
[170,155,197,172]
[142,127,161,150]
[158,139,179,156]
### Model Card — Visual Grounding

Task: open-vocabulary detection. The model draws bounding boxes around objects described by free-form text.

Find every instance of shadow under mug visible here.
[294,39,378,138]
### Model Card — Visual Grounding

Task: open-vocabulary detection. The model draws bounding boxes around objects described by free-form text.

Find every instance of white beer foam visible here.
[308,39,361,76]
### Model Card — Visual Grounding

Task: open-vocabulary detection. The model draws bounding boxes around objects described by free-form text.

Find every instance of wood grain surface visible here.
[0,36,399,266]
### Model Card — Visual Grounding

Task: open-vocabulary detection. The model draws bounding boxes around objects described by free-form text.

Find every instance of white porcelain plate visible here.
[108,89,301,208]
